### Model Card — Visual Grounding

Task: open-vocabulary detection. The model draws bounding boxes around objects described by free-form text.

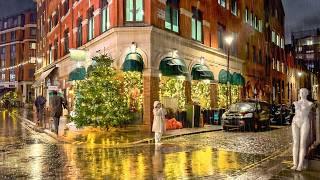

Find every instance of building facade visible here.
[291,29,320,100]
[0,9,37,103]
[35,0,286,125]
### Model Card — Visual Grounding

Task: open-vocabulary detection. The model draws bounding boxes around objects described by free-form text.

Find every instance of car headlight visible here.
[243,113,253,118]
[222,113,226,119]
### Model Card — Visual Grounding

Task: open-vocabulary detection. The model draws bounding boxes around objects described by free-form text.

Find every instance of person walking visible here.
[34,95,46,126]
[152,101,166,144]
[50,91,67,135]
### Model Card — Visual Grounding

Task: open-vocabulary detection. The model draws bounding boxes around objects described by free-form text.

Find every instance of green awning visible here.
[230,73,245,86]
[122,53,144,72]
[191,64,214,80]
[218,69,231,84]
[159,57,188,76]
[68,67,86,81]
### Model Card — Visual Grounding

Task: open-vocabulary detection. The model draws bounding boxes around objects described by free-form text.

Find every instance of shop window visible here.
[218,24,225,49]
[87,7,94,41]
[101,0,110,33]
[218,0,226,8]
[64,29,69,55]
[77,17,83,47]
[165,0,179,33]
[125,0,144,22]
[231,0,237,16]
[191,7,202,42]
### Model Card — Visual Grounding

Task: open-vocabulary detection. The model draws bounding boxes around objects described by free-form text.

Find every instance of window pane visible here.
[102,8,107,32]
[107,6,110,29]
[196,20,202,41]
[136,0,143,21]
[191,18,196,39]
[172,9,179,32]
[88,18,94,40]
[165,6,171,30]
[126,0,133,21]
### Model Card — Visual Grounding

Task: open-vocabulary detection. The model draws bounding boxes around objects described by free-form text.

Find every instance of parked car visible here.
[270,104,294,125]
[222,100,271,131]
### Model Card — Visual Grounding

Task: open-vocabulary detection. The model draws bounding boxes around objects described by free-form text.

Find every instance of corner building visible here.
[0,9,37,103]
[35,0,286,126]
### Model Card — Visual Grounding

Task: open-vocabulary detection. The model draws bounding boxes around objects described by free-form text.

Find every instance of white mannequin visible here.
[291,88,313,171]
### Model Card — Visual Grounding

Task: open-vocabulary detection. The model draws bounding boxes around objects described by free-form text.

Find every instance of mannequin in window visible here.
[291,88,313,171]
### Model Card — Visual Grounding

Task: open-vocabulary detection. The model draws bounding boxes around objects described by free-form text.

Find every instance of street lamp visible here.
[225,35,234,107]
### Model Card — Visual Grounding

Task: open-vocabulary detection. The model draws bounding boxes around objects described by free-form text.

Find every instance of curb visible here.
[15,114,70,143]
[131,128,223,145]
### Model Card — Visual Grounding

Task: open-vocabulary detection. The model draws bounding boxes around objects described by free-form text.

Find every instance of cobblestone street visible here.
[0,110,318,179]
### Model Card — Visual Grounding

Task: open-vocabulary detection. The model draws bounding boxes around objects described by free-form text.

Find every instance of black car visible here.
[270,104,294,125]
[222,100,271,131]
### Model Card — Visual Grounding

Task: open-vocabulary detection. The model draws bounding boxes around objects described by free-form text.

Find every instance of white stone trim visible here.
[158,0,166,4]
[203,20,210,28]
[52,11,57,16]
[93,8,101,17]
[180,8,193,18]
[73,27,78,33]
[82,19,88,26]
[61,38,65,43]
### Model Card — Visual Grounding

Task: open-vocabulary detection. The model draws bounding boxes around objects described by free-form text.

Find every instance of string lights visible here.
[0,60,33,72]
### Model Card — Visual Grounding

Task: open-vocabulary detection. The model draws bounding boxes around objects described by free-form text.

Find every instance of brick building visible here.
[34,0,286,126]
[0,9,37,103]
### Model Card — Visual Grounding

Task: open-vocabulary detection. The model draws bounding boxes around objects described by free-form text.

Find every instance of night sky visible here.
[0,0,319,44]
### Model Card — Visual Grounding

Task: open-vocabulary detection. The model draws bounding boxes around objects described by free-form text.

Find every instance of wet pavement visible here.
[1,110,319,179]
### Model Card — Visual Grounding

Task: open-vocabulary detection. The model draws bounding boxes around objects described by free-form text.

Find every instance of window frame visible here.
[231,0,237,16]
[87,7,95,41]
[125,0,144,23]
[101,0,110,33]
[64,29,69,55]
[165,0,179,33]
[218,0,226,8]
[77,17,83,47]
[218,24,225,50]
[191,7,203,42]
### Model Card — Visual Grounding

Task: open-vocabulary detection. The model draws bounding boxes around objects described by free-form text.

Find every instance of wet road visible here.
[0,110,293,179]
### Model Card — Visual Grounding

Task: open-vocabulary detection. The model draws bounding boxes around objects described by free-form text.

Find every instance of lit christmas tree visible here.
[71,54,132,129]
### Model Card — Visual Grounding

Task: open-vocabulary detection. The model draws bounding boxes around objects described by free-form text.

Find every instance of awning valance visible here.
[159,57,188,76]
[68,67,86,81]
[218,69,231,84]
[231,73,245,86]
[191,64,214,80]
[122,52,144,72]
[32,66,56,88]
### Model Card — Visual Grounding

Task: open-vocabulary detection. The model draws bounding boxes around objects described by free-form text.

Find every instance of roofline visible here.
[0,7,36,21]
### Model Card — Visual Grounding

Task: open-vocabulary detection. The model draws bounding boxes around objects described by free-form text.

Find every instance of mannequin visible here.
[291,88,313,171]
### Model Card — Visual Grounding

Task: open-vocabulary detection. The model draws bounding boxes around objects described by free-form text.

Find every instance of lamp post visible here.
[225,35,234,107]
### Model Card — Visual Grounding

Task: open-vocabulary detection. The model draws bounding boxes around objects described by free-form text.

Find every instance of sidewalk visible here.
[17,108,222,146]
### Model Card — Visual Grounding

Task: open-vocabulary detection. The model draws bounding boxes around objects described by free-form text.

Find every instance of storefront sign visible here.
[70,49,88,61]
[48,86,59,91]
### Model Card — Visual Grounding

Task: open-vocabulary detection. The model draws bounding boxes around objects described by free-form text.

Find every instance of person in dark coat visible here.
[34,95,46,126]
[50,91,67,135]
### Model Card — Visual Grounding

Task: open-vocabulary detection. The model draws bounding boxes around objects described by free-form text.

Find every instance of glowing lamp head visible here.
[225,35,234,46]
[298,72,302,77]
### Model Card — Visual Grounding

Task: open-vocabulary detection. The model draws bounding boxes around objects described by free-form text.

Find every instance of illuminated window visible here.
[191,7,202,42]
[125,0,144,22]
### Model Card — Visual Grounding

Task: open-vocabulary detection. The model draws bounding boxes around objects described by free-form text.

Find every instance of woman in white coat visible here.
[152,101,166,144]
